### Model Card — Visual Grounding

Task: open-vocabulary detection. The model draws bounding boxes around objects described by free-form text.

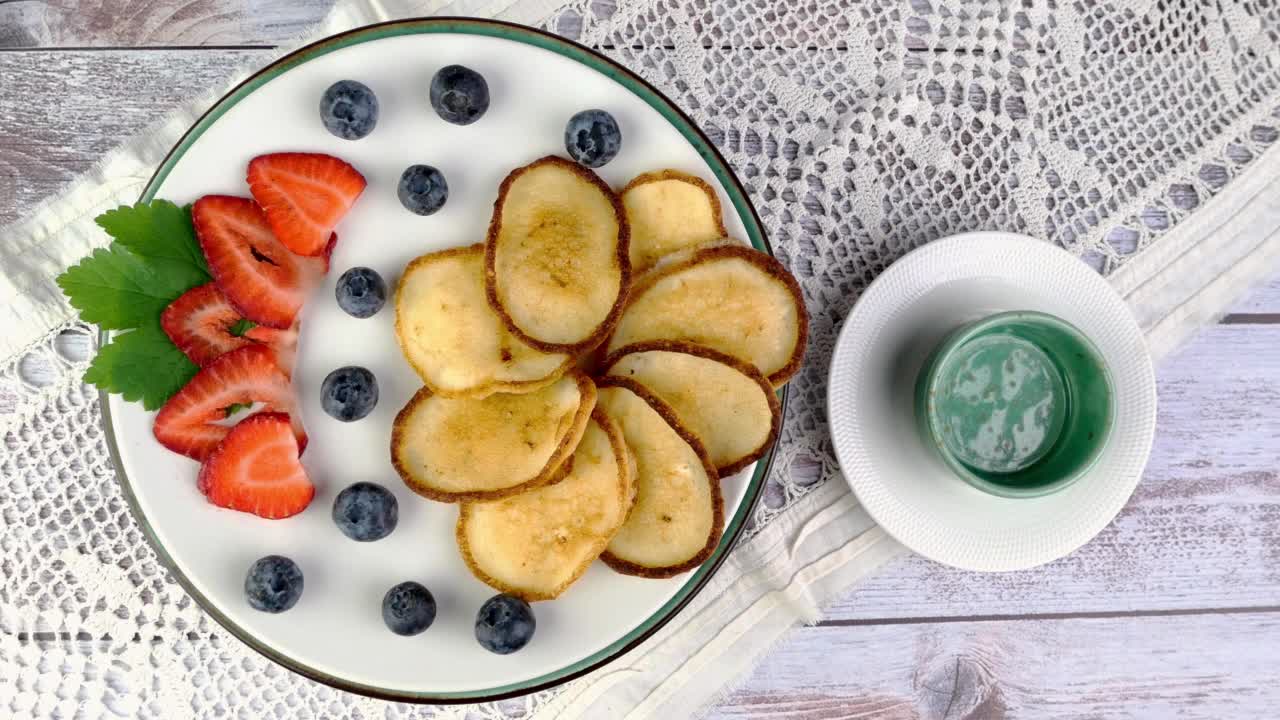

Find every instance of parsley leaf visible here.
[83,324,199,410]
[58,201,212,330]
[57,246,191,330]
[97,200,209,278]
[229,319,258,337]
[58,200,214,408]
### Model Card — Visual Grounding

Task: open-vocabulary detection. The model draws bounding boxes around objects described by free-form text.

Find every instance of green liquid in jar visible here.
[932,333,1068,475]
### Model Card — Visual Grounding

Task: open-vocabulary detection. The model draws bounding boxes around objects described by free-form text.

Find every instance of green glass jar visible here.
[915,311,1115,498]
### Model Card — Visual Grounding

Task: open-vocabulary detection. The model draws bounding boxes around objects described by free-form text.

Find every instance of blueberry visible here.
[564,109,622,168]
[335,267,386,319]
[430,65,490,125]
[320,80,378,140]
[244,555,303,613]
[321,366,378,422]
[382,581,437,636]
[397,165,449,216]
[475,593,536,654]
[332,482,398,541]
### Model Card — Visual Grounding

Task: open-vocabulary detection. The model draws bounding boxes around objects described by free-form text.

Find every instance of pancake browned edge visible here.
[614,243,808,387]
[596,376,725,579]
[394,243,572,398]
[455,407,632,601]
[390,371,595,503]
[621,170,728,271]
[484,155,632,354]
[621,170,726,230]
[602,339,782,478]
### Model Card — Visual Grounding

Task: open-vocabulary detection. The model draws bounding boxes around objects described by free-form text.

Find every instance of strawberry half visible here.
[193,195,326,329]
[153,345,306,461]
[248,153,366,256]
[197,412,315,519]
[244,322,298,376]
[161,282,297,372]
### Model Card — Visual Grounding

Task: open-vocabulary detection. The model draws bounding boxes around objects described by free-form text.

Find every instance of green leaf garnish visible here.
[229,318,257,337]
[58,200,212,407]
[83,324,199,410]
[58,245,187,330]
[96,200,209,278]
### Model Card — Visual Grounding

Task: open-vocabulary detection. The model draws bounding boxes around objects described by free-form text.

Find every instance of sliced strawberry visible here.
[161,282,299,373]
[245,322,298,376]
[159,284,282,366]
[153,345,306,461]
[321,232,339,273]
[247,153,366,256]
[197,412,314,519]
[161,283,254,366]
[193,195,326,329]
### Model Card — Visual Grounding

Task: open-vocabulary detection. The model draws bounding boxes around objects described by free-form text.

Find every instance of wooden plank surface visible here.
[0,50,267,227]
[0,1,333,47]
[1228,278,1280,315]
[704,613,1280,719]
[3,5,1280,717]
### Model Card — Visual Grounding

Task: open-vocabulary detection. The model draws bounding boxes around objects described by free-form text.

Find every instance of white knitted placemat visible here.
[3,1,1280,718]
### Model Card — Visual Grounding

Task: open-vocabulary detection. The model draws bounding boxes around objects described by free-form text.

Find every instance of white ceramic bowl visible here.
[828,232,1157,572]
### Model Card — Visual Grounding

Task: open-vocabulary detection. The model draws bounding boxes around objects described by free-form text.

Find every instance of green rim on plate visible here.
[100,17,779,704]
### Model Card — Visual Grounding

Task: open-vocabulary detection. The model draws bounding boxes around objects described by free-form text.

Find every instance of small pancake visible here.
[395,244,570,398]
[603,340,781,477]
[457,408,634,601]
[621,170,727,271]
[604,244,807,386]
[391,372,596,502]
[485,156,631,353]
[596,378,723,578]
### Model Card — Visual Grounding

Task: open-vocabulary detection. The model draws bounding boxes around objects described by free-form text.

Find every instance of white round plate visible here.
[827,232,1157,572]
[103,19,774,703]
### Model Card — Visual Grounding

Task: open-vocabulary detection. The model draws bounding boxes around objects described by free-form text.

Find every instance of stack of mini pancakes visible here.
[392,156,807,601]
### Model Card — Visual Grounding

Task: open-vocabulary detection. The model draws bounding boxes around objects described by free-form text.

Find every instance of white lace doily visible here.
[4,1,1280,717]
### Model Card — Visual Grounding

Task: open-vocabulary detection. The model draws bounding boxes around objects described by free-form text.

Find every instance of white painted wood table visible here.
[3,3,1279,717]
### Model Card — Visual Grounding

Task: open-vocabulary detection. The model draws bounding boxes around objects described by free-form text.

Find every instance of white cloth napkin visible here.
[4,2,1280,718]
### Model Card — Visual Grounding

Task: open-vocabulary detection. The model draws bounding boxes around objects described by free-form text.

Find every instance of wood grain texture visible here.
[826,324,1280,621]
[704,613,1280,719]
[0,0,333,48]
[1228,277,1280,315]
[0,49,270,227]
